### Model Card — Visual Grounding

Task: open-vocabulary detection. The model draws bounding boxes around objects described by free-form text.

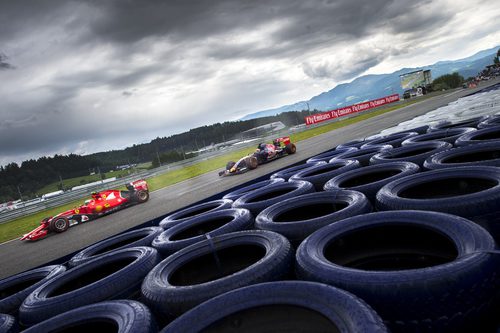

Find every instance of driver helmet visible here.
[258,143,266,150]
[91,191,100,199]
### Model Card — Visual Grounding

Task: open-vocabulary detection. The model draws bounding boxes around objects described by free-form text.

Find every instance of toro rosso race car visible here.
[219,136,296,177]
[20,180,149,241]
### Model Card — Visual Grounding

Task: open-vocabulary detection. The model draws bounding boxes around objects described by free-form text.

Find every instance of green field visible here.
[0,95,431,243]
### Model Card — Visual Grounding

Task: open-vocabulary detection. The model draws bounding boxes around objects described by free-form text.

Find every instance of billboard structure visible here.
[400,70,432,91]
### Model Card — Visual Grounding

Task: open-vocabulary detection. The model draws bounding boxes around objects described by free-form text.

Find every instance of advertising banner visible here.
[304,94,400,125]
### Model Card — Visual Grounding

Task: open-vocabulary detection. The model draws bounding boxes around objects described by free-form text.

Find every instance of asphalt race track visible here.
[1,80,498,279]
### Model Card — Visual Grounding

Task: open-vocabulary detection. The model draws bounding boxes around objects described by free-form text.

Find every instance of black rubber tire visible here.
[141,230,293,321]
[424,141,500,170]
[376,166,500,240]
[270,162,326,181]
[223,178,284,201]
[478,115,500,129]
[427,116,486,131]
[324,161,420,203]
[159,199,233,230]
[68,227,164,267]
[232,180,315,216]
[255,191,372,246]
[455,125,500,146]
[289,159,361,191]
[306,147,357,164]
[296,210,500,333]
[285,143,296,154]
[152,208,254,256]
[161,281,388,333]
[22,300,157,333]
[369,141,452,167]
[19,247,160,327]
[0,265,66,315]
[330,145,392,166]
[49,217,69,233]
[225,161,236,170]
[245,156,258,169]
[135,190,149,203]
[0,314,17,333]
[336,139,366,149]
[361,131,418,148]
[401,127,476,146]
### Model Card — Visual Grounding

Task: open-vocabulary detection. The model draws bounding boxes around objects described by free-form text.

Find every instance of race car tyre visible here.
[330,145,392,166]
[255,191,372,246]
[141,230,293,321]
[245,156,258,170]
[270,162,326,181]
[455,125,500,146]
[336,139,366,149]
[225,161,236,170]
[290,159,361,191]
[306,147,357,164]
[152,208,254,256]
[223,178,285,201]
[232,180,315,215]
[324,161,420,203]
[478,115,500,129]
[375,166,500,240]
[401,127,476,146]
[19,247,160,327]
[423,141,500,170]
[0,265,66,315]
[285,143,296,154]
[49,216,69,233]
[135,190,149,203]
[369,141,452,167]
[68,226,164,267]
[296,210,500,333]
[22,300,157,333]
[0,314,18,333]
[158,199,233,230]
[161,281,388,333]
[361,131,418,148]
[427,116,485,131]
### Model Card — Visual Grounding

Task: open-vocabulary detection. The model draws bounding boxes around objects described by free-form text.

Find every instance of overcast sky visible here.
[1,0,499,167]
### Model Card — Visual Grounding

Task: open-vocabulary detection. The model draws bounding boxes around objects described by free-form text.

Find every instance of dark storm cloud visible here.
[0,53,15,70]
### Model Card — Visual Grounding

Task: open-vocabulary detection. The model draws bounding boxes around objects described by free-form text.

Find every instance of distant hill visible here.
[240,46,500,120]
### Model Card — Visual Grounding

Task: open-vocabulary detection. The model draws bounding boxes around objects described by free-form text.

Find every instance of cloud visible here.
[0,53,15,70]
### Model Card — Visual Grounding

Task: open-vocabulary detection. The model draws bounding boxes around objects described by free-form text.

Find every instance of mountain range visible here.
[241,46,499,120]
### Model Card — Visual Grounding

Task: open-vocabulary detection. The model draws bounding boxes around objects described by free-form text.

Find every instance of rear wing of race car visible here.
[273,136,291,147]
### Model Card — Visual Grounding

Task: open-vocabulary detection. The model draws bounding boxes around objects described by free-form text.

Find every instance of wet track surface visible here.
[1,81,498,279]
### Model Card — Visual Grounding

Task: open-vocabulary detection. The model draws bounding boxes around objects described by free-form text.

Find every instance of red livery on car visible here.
[20,179,150,241]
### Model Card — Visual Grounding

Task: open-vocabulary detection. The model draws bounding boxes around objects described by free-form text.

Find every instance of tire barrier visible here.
[427,116,486,131]
[19,247,160,327]
[369,141,452,167]
[306,147,357,164]
[232,180,315,216]
[0,314,18,333]
[330,145,392,166]
[0,265,66,315]
[324,161,420,203]
[376,166,500,240]
[22,300,157,333]
[289,159,361,191]
[336,139,366,149]
[424,141,500,170]
[270,162,325,181]
[361,131,418,148]
[68,227,164,267]
[455,125,500,146]
[161,281,388,333]
[401,127,476,146]
[222,178,284,201]
[255,191,372,246]
[478,115,500,129]
[141,230,293,321]
[296,210,500,333]
[158,199,233,230]
[152,208,254,256]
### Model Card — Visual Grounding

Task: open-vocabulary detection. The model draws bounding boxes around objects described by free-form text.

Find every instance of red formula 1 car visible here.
[20,179,150,241]
[219,136,297,177]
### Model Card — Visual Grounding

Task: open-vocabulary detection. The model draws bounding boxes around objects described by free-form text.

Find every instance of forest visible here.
[0,110,316,202]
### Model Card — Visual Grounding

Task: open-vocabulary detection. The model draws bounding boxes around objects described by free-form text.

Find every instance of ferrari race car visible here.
[20,179,150,241]
[219,136,296,177]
